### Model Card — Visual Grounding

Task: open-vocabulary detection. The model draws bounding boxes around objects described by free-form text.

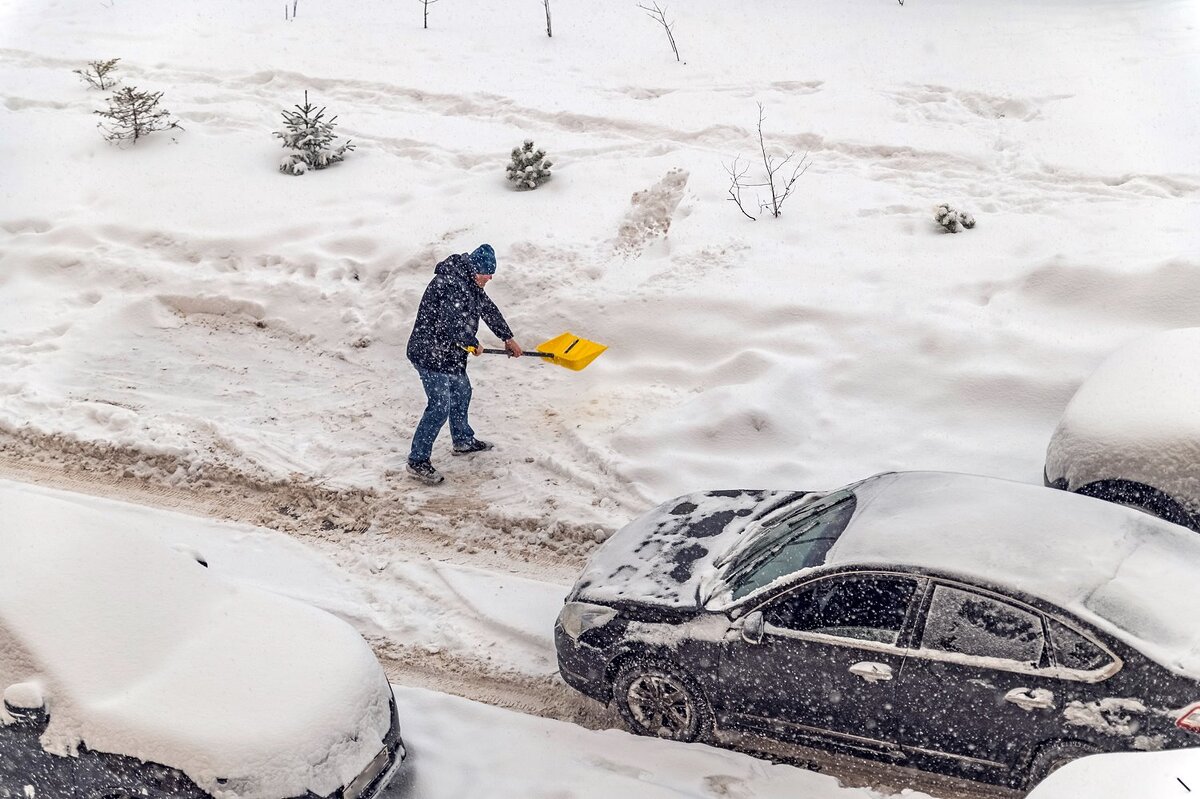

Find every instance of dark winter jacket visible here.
[406,253,514,374]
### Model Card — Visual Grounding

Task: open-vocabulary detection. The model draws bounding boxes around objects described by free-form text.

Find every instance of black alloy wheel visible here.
[613,660,713,743]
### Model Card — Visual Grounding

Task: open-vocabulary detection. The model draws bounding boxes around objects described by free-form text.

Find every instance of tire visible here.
[1023,740,1100,789]
[1076,480,1197,531]
[612,659,714,744]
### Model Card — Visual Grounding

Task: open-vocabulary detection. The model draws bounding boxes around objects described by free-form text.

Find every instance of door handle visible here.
[848,661,894,683]
[1004,687,1055,711]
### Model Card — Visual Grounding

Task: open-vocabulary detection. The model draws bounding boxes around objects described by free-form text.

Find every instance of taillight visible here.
[1176,702,1200,734]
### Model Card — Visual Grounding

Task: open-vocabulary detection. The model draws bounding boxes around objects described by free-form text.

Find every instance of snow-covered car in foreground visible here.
[555,471,1200,790]
[1045,327,1200,532]
[0,481,405,799]
[1023,747,1200,799]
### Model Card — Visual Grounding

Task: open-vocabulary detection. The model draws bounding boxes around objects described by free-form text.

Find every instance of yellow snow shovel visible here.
[468,332,607,371]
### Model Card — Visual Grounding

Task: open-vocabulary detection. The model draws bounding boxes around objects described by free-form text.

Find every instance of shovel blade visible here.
[536,332,607,371]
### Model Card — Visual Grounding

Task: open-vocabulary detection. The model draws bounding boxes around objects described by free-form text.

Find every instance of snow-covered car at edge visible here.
[0,481,405,799]
[1045,327,1200,532]
[1023,747,1200,799]
[555,471,1200,790]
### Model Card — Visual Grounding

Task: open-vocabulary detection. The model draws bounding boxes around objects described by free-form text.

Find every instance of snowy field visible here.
[1,0,1198,796]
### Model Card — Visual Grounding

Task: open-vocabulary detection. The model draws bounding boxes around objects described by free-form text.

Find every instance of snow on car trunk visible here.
[0,480,392,799]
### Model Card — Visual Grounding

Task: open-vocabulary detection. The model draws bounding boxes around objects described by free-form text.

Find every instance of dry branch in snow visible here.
[638,2,681,62]
[724,103,810,221]
[419,0,439,29]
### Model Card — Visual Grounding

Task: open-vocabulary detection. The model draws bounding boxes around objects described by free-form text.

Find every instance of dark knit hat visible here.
[469,244,497,274]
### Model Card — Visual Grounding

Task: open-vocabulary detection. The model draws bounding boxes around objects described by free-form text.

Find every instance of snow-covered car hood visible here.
[0,482,393,799]
[1046,327,1200,513]
[571,489,810,610]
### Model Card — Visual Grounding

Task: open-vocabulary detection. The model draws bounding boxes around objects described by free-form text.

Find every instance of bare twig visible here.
[637,2,680,62]
[723,103,811,221]
[418,0,440,29]
[544,0,552,37]
[725,158,757,221]
[754,103,809,218]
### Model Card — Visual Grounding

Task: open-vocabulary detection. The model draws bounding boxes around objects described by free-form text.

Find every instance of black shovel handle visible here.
[480,348,553,358]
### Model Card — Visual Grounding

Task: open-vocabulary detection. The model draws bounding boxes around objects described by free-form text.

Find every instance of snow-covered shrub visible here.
[95,86,180,144]
[506,139,553,190]
[935,203,976,233]
[74,58,120,90]
[274,91,355,176]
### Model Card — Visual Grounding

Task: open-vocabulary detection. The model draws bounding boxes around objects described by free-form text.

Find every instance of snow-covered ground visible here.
[1,0,1198,796]
[3,0,1198,527]
[388,684,929,799]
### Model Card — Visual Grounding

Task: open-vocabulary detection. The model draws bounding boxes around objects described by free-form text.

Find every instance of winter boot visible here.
[452,439,494,456]
[406,460,444,484]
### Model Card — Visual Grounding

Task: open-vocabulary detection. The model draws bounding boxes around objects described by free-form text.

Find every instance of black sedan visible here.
[555,471,1200,789]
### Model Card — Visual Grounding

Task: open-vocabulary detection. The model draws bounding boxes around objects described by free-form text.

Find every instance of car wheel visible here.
[1076,480,1196,531]
[612,659,713,743]
[1024,740,1100,789]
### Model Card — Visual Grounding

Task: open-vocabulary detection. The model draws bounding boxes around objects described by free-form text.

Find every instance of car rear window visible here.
[1049,618,1112,672]
[919,585,1045,666]
[726,492,857,601]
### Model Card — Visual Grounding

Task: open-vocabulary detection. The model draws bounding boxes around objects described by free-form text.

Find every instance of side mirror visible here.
[741,611,765,645]
[3,683,47,726]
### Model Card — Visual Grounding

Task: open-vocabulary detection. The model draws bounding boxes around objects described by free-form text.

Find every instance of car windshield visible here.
[722,489,857,601]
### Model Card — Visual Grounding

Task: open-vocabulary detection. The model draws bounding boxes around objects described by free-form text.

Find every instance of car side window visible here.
[1048,618,1112,671]
[764,575,919,645]
[920,585,1045,666]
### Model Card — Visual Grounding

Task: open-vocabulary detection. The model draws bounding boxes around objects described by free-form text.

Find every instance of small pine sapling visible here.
[95,86,181,144]
[274,91,355,176]
[74,58,120,90]
[934,203,976,233]
[506,140,553,190]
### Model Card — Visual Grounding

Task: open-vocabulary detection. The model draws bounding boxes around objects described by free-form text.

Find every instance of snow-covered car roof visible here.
[1046,327,1200,514]
[823,471,1200,679]
[0,480,393,799]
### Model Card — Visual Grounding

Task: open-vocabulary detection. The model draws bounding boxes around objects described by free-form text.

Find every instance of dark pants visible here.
[408,365,474,464]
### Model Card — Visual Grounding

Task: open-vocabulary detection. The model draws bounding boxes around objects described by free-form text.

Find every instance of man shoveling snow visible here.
[405,244,524,485]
